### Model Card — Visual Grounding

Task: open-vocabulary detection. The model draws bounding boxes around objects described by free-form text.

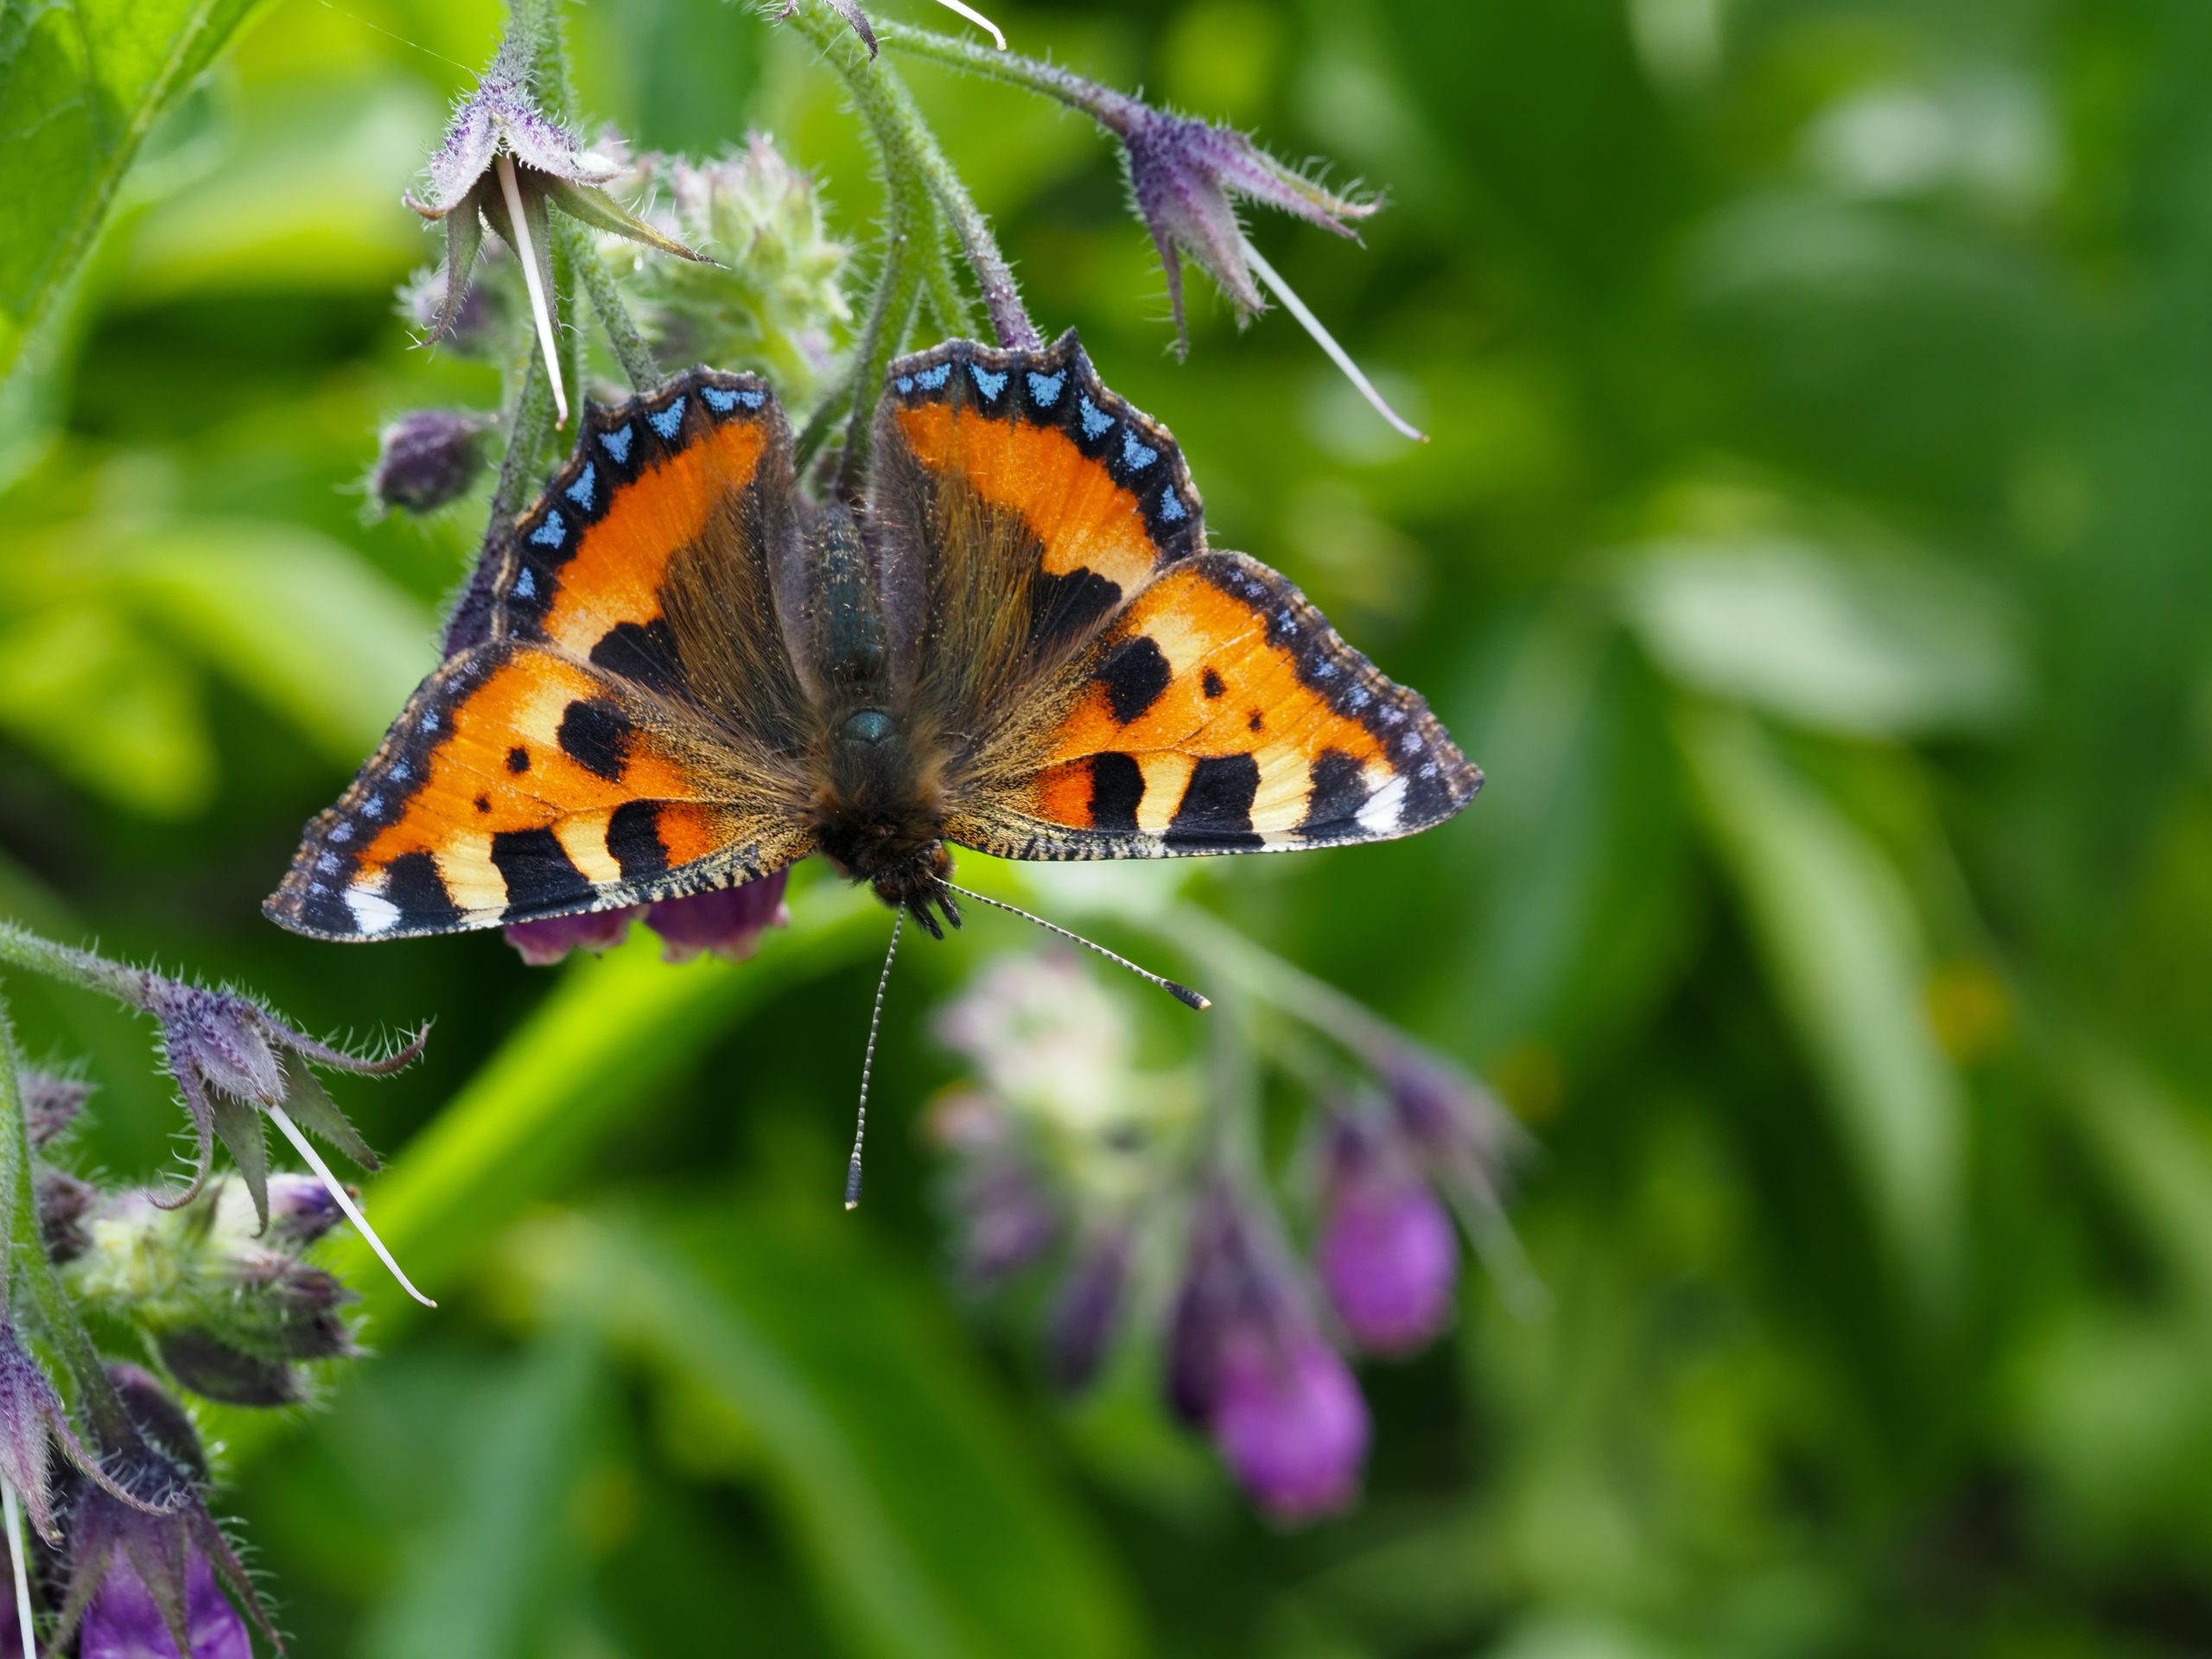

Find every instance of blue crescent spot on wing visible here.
[565,463,595,510]
[649,397,688,440]
[914,364,953,391]
[599,424,633,464]
[514,567,537,600]
[1079,395,1115,440]
[1159,488,1187,523]
[970,365,1008,401]
[1122,431,1159,470]
[1027,371,1066,407]
[530,510,565,548]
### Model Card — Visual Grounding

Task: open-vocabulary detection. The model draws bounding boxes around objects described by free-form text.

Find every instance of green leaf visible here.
[528,1203,1144,1659]
[0,603,213,814]
[1675,704,1963,1313]
[1618,539,2020,739]
[357,1329,603,1659]
[0,0,269,384]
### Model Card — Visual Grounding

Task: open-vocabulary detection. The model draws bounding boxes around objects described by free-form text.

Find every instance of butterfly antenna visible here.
[847,907,905,1211]
[939,880,1211,1011]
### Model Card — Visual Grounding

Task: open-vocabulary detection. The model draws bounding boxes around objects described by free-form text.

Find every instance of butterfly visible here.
[266,333,1481,960]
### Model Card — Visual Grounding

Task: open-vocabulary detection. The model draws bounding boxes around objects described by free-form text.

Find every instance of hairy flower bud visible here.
[21,1071,92,1147]
[367,407,495,518]
[1046,1231,1129,1393]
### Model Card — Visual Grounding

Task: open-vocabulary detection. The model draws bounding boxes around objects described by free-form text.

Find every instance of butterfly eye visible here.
[840,710,899,747]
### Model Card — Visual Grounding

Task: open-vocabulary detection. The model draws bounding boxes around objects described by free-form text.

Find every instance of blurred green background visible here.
[8,0,2212,1653]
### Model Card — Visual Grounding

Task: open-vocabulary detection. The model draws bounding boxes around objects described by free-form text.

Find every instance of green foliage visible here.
[8,0,2212,1654]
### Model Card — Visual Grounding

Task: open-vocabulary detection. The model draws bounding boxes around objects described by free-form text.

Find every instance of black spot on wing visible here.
[607,799,671,882]
[507,747,531,774]
[1089,753,1144,833]
[1099,635,1173,724]
[589,619,686,700]
[1170,754,1262,849]
[382,852,463,930]
[490,828,595,919]
[557,697,633,783]
[1299,750,1370,839]
[1202,668,1225,699]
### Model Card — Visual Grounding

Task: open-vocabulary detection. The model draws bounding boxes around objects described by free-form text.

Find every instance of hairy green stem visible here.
[789,4,1038,352]
[0,1001,128,1440]
[0,924,136,1004]
[877,19,1133,129]
[568,222,662,391]
[492,342,556,524]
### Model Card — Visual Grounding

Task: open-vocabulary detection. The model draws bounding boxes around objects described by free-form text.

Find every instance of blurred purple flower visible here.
[931,1096,1063,1287]
[79,1546,252,1659]
[1316,1114,1458,1355]
[21,1071,91,1147]
[645,869,791,963]
[1213,1330,1370,1522]
[503,906,641,967]
[367,408,496,518]
[1167,1183,1370,1519]
[1046,1231,1129,1392]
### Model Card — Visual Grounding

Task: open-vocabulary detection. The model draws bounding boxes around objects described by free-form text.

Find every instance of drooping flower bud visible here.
[20,1071,91,1147]
[645,868,791,964]
[37,1167,96,1263]
[1045,1230,1129,1393]
[503,906,641,967]
[48,1369,276,1658]
[367,408,496,518]
[1314,1112,1458,1355]
[398,252,511,357]
[128,972,432,1307]
[1384,1050,1516,1189]
[1166,1182,1370,1520]
[407,46,704,424]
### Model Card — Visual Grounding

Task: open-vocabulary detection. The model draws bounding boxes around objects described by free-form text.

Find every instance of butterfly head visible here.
[812,709,962,935]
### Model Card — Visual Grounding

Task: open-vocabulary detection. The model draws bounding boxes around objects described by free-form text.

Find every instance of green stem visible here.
[492,341,556,524]
[1163,905,1414,1067]
[794,367,859,476]
[0,924,137,1004]
[789,4,1038,352]
[922,224,980,339]
[0,1002,128,1440]
[876,19,1133,130]
[568,222,662,391]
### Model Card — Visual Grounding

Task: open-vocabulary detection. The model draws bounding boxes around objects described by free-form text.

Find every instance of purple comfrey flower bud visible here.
[398,256,510,357]
[37,1167,96,1263]
[130,973,435,1307]
[367,408,496,518]
[1212,1331,1369,1523]
[645,868,791,964]
[1384,1050,1515,1187]
[0,1325,168,1546]
[503,906,641,967]
[1046,1231,1129,1393]
[1166,1182,1370,1519]
[49,1370,277,1658]
[407,45,704,425]
[1315,1114,1458,1356]
[20,1071,91,1148]
[262,1173,346,1249]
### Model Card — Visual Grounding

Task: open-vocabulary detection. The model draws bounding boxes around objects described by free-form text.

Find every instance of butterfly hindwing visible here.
[947,552,1479,859]
[267,371,817,942]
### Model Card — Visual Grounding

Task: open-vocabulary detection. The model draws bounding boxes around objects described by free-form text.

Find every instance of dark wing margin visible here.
[268,370,817,941]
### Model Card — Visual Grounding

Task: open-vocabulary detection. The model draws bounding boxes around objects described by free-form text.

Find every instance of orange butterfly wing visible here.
[267,374,815,941]
[868,335,1479,860]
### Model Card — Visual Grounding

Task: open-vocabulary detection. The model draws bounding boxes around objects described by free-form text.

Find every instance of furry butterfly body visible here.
[267,333,1480,944]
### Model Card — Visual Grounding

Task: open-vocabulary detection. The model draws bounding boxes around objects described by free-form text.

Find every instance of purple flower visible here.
[367,408,496,518]
[1385,1051,1516,1191]
[1046,1232,1128,1392]
[1213,1331,1370,1522]
[39,1166,97,1262]
[1166,1184,1371,1519]
[407,47,702,424]
[79,1545,252,1659]
[503,906,642,967]
[930,1094,1064,1287]
[1316,1115,1459,1355]
[48,1370,276,1658]
[645,869,791,963]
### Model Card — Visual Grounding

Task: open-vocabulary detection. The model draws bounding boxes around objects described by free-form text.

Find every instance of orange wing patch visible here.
[950,553,1479,857]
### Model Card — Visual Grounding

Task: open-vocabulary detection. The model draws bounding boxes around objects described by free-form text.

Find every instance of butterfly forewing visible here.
[267,372,817,942]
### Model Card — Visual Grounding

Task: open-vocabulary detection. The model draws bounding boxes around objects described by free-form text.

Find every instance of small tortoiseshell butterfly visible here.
[267,334,1481,957]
